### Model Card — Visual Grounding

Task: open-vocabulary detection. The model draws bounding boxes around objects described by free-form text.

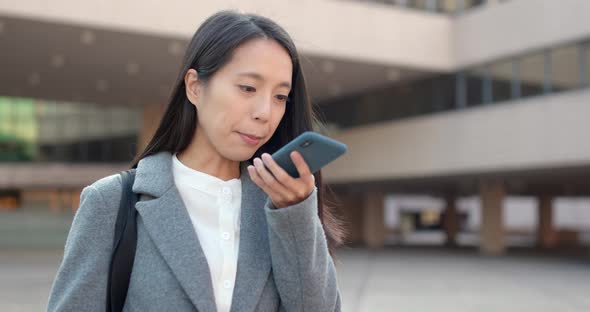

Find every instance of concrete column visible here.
[0,196,18,210]
[138,104,166,153]
[443,195,459,246]
[537,195,556,249]
[479,179,506,255]
[48,188,61,213]
[363,190,386,249]
[72,189,82,213]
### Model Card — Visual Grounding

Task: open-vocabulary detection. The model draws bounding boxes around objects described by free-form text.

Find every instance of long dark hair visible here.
[131,10,344,255]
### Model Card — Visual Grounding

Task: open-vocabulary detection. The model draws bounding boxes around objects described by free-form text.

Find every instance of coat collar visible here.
[132,151,175,197]
[132,151,272,312]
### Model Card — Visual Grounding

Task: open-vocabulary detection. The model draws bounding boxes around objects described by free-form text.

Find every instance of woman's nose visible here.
[252,94,272,121]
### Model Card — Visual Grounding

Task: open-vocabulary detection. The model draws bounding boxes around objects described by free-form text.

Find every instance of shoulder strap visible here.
[106,169,139,312]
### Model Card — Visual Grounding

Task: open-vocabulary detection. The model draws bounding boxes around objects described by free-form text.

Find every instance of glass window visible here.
[490,59,513,102]
[439,0,458,13]
[519,52,545,98]
[71,103,86,163]
[585,42,590,87]
[410,0,438,11]
[464,0,486,10]
[412,79,437,115]
[53,103,67,161]
[319,98,354,129]
[437,74,456,111]
[39,101,62,161]
[15,99,36,162]
[0,97,141,163]
[0,98,16,162]
[394,0,410,7]
[76,104,91,163]
[59,102,81,163]
[466,67,486,106]
[2,98,36,162]
[86,104,102,140]
[455,72,467,108]
[551,44,579,93]
[101,106,115,162]
[0,97,14,137]
[61,103,79,145]
[36,101,48,161]
[124,107,140,162]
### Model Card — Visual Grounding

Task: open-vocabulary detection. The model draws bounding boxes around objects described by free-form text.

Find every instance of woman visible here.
[47,10,344,312]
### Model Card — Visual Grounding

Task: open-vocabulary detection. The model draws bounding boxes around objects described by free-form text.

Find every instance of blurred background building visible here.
[1,0,589,256]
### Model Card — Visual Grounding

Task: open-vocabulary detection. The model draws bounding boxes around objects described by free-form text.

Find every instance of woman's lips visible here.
[238,132,261,145]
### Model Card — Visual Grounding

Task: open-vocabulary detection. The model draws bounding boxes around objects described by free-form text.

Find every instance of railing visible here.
[321,38,590,129]
[341,0,507,15]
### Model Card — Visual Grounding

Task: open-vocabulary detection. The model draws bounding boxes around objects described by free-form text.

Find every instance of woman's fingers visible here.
[247,165,273,195]
[289,151,315,199]
[290,151,313,182]
[248,152,315,208]
[260,153,297,191]
[248,163,292,208]
[253,158,290,193]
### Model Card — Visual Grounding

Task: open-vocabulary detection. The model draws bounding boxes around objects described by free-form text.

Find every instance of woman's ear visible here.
[184,69,201,108]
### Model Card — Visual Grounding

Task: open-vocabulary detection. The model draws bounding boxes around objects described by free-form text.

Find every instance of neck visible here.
[177,131,241,181]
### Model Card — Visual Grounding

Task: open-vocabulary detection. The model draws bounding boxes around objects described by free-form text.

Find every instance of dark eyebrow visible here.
[237,72,291,89]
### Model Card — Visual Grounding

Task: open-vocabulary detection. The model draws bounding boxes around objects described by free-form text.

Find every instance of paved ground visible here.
[1,247,590,312]
[336,247,590,312]
[1,210,590,311]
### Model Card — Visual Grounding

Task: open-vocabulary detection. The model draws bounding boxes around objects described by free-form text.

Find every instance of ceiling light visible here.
[126,62,140,75]
[329,84,341,96]
[168,41,183,56]
[51,54,65,68]
[96,79,109,92]
[386,68,401,81]
[28,73,41,86]
[321,60,335,74]
[81,30,96,45]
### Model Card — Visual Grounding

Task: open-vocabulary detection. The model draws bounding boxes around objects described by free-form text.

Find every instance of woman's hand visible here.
[247,151,315,209]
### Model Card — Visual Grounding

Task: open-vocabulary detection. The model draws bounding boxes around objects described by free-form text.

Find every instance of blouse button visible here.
[222,187,231,195]
[223,280,232,288]
[222,232,230,240]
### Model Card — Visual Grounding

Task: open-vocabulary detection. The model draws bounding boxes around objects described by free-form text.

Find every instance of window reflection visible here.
[466,67,486,106]
[519,52,545,98]
[490,59,513,103]
[0,97,140,163]
[344,0,488,14]
[551,44,579,93]
[321,38,590,129]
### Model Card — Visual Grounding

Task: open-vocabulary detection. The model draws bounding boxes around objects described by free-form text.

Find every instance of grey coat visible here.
[47,151,341,312]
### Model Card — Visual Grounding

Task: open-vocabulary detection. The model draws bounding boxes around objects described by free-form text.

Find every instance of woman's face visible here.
[185,38,292,162]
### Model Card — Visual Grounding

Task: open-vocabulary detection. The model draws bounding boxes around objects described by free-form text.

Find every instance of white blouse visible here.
[172,153,242,312]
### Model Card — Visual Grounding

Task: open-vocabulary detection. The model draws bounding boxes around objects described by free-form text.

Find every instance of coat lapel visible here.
[133,152,216,312]
[135,188,217,312]
[132,152,272,312]
[230,162,272,312]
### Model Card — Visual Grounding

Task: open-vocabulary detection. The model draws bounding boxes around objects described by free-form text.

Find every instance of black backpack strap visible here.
[106,169,139,312]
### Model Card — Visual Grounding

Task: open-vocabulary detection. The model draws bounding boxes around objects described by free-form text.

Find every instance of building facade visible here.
[1,0,589,254]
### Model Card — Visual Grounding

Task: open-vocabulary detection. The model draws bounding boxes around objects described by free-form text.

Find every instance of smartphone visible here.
[270,131,348,178]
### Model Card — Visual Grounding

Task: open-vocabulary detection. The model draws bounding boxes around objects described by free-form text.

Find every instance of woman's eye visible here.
[276,95,289,102]
[239,85,256,92]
